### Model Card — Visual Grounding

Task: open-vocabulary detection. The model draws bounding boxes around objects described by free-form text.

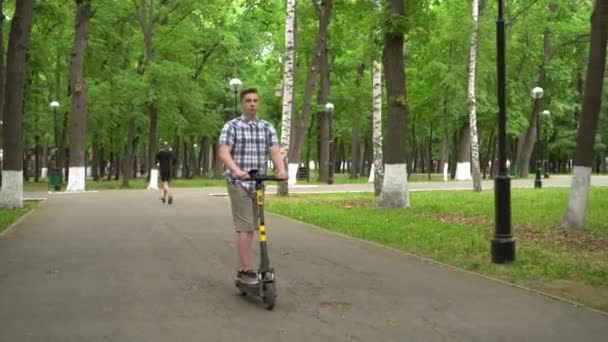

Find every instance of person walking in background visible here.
[156,143,176,204]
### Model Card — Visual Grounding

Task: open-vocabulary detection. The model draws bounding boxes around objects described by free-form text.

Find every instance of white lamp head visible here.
[531,87,544,99]
[229,78,242,92]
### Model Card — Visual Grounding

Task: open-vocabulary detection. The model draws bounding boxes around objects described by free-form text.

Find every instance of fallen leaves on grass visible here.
[515,225,608,255]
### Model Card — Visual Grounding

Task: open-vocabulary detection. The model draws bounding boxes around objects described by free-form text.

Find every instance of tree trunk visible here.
[66,0,91,192]
[99,146,106,179]
[467,0,482,191]
[288,0,333,166]
[182,139,192,179]
[455,125,472,180]
[212,143,223,177]
[135,0,165,189]
[34,135,40,182]
[378,0,408,208]
[516,29,550,177]
[189,137,196,179]
[277,0,296,195]
[91,134,99,181]
[350,64,364,179]
[483,129,496,178]
[114,154,120,180]
[122,117,135,188]
[195,136,203,176]
[372,53,384,194]
[440,135,449,173]
[0,0,33,209]
[200,136,209,175]
[0,0,5,127]
[132,137,139,179]
[562,0,608,230]
[318,19,332,184]
[58,111,69,184]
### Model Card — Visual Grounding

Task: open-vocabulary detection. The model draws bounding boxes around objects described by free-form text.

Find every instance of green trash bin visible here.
[48,169,61,191]
[509,166,517,177]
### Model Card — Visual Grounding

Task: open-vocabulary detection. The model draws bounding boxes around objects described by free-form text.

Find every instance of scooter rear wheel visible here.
[262,282,276,310]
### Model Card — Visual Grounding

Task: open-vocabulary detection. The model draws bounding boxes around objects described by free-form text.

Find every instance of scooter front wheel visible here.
[262,282,276,310]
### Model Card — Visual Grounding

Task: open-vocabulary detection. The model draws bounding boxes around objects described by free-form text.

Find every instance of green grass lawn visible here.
[265,187,608,312]
[0,201,40,234]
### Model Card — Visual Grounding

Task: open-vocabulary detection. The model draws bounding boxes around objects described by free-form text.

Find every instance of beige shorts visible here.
[227,182,261,232]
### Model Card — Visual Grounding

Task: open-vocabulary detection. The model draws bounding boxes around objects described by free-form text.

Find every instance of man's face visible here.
[241,92,259,116]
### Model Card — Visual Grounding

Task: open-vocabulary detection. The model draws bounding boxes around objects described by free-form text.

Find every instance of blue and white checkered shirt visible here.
[219,114,279,192]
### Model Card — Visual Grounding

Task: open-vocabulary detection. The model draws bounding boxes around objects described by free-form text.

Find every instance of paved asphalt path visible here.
[1,176,606,341]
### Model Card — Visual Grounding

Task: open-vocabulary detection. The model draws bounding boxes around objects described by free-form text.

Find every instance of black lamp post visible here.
[325,102,334,185]
[532,86,544,189]
[50,100,61,191]
[491,0,515,264]
[229,78,242,116]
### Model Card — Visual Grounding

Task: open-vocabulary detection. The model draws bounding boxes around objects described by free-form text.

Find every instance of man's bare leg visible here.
[163,181,173,204]
[159,187,166,202]
[237,231,254,271]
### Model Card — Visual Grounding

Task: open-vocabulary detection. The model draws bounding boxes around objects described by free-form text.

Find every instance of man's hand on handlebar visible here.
[234,169,250,180]
[275,169,288,181]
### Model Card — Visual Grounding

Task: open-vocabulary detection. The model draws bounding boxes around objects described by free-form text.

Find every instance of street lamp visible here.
[532,87,544,189]
[491,0,515,264]
[325,102,334,185]
[229,78,242,116]
[541,110,551,179]
[50,101,61,191]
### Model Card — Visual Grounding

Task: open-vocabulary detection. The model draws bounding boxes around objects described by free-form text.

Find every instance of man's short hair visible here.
[240,87,258,101]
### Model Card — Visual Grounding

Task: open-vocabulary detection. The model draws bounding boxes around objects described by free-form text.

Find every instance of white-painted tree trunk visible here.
[455,162,472,180]
[41,167,48,179]
[377,164,409,208]
[372,0,384,196]
[562,166,591,230]
[66,166,86,192]
[147,168,159,190]
[287,163,298,185]
[443,163,449,182]
[0,171,23,209]
[278,0,296,195]
[467,0,482,191]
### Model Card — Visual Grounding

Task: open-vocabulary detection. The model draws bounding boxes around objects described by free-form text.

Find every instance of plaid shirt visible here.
[218,114,279,192]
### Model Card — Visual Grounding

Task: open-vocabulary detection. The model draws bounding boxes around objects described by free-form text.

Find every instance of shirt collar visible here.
[240,114,260,125]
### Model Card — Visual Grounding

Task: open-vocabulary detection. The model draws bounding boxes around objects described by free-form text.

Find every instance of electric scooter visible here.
[235,169,285,310]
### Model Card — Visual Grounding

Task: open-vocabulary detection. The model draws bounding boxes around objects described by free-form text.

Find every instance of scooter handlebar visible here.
[246,170,287,182]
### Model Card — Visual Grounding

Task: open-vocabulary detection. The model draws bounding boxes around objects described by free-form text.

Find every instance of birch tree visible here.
[467,0,482,191]
[562,0,608,230]
[277,0,296,196]
[371,0,383,196]
[287,0,333,175]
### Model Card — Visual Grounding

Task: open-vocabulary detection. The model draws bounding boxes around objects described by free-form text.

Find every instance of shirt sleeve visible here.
[218,122,235,147]
[267,124,279,147]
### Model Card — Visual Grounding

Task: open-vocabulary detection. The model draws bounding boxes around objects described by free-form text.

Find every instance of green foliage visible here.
[12,0,602,175]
